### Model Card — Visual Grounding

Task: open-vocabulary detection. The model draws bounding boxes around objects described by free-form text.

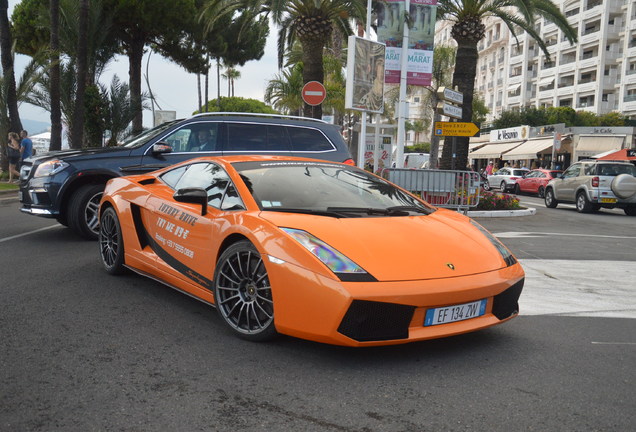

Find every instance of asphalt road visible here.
[1,196,634,431]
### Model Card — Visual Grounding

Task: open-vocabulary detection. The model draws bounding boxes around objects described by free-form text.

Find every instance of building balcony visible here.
[508,75,523,85]
[628,47,636,58]
[559,63,576,73]
[507,95,521,105]
[578,57,598,69]
[582,6,601,20]
[580,32,600,45]
[624,73,636,85]
[557,86,574,97]
[577,82,598,93]
[538,89,556,99]
[509,53,524,64]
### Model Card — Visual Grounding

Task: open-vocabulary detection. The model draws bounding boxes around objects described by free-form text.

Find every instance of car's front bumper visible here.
[267,260,525,347]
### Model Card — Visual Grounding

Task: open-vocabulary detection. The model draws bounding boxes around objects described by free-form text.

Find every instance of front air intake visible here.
[337,300,415,342]
[492,279,524,320]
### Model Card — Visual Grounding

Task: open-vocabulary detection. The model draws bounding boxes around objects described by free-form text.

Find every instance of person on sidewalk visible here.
[20,130,33,161]
[6,132,22,183]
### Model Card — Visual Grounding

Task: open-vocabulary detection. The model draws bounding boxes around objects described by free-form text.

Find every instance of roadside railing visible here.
[380,168,481,213]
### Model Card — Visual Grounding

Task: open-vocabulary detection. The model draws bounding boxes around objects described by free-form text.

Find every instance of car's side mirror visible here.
[152,142,173,155]
[174,187,208,216]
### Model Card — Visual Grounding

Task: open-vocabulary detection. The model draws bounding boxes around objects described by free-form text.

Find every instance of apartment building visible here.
[436,0,636,123]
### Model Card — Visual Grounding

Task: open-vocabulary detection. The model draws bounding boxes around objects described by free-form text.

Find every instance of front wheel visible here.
[544,188,558,208]
[213,241,277,341]
[67,183,104,240]
[500,181,507,192]
[576,191,594,213]
[99,206,128,275]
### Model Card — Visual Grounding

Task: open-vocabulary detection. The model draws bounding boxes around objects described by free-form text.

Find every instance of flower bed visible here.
[475,191,521,211]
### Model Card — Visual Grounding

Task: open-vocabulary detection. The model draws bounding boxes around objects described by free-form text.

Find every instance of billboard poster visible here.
[345,36,386,113]
[376,0,437,86]
[365,135,393,170]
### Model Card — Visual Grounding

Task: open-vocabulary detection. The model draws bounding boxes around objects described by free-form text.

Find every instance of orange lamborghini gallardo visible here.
[99,156,524,347]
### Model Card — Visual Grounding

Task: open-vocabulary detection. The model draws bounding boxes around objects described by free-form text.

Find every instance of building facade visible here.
[436,0,636,122]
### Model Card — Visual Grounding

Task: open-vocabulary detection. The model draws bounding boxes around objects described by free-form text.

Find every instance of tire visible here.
[544,188,558,208]
[500,181,507,192]
[213,241,276,341]
[625,207,636,216]
[514,183,521,195]
[576,191,594,213]
[99,206,128,275]
[611,174,636,199]
[538,186,545,198]
[483,180,491,191]
[67,183,104,240]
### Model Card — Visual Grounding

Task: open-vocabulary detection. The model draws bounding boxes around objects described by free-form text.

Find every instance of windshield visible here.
[120,120,181,148]
[233,161,434,216]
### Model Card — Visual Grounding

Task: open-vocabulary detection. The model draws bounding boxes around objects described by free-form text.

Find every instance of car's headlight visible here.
[280,228,373,280]
[470,220,517,267]
[33,160,69,178]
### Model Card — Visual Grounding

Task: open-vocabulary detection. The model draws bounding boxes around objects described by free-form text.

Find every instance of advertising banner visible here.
[376,0,437,86]
[345,36,386,113]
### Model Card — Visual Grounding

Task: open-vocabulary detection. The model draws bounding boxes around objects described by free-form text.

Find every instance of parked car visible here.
[513,168,562,197]
[487,167,530,192]
[98,155,524,346]
[544,160,636,215]
[19,113,354,239]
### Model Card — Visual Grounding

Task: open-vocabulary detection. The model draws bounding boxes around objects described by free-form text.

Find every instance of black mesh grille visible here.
[492,279,524,320]
[337,300,415,342]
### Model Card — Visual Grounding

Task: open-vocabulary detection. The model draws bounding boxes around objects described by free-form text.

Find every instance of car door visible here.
[140,122,223,170]
[519,171,536,192]
[142,162,237,298]
[490,168,509,189]
[555,163,581,201]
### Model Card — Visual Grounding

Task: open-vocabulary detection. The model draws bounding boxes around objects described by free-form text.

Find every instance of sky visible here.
[9,0,281,129]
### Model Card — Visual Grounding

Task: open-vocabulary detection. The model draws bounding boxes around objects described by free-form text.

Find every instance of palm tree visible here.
[261,0,366,119]
[437,0,577,170]
[103,76,139,147]
[265,63,304,115]
[222,67,241,97]
[49,0,62,151]
[0,0,22,134]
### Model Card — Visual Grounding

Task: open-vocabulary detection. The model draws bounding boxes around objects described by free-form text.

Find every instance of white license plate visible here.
[424,299,487,326]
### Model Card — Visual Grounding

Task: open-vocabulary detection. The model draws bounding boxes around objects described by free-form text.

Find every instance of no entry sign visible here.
[302,81,326,106]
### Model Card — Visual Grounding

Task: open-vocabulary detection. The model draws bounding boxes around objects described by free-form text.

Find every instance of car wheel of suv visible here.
[544,188,558,208]
[68,183,104,240]
[213,240,277,342]
[576,191,594,213]
[514,184,521,195]
[500,181,507,192]
[625,206,636,216]
[99,206,128,275]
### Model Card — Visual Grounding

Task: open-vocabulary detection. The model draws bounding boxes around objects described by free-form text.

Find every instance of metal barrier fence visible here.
[380,168,481,212]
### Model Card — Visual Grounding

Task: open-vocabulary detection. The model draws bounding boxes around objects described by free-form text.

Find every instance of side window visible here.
[174,163,243,210]
[563,164,580,178]
[160,124,219,153]
[160,165,189,188]
[288,127,335,152]
[221,184,245,210]
[584,164,596,176]
[537,172,546,178]
[227,123,268,151]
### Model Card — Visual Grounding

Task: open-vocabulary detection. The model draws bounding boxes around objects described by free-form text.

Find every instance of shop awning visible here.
[538,77,555,86]
[576,135,625,154]
[508,84,521,92]
[469,141,524,160]
[501,138,554,160]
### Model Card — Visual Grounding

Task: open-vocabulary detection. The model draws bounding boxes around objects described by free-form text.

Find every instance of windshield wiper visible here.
[327,206,411,216]
[386,205,432,215]
[262,207,354,218]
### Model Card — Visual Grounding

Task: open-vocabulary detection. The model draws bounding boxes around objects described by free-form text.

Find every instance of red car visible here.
[513,169,562,197]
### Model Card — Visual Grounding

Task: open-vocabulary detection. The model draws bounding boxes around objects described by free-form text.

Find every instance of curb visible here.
[467,207,536,218]
[0,189,20,203]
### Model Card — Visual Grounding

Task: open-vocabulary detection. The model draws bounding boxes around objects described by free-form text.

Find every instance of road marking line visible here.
[495,231,636,239]
[0,225,59,243]
[591,342,636,345]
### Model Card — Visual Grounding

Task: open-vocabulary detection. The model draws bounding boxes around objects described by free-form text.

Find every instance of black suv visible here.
[19,112,354,239]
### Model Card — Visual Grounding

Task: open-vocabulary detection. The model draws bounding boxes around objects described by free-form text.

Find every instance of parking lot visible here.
[1,196,635,431]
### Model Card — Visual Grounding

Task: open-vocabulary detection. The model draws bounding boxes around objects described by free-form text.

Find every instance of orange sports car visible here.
[98,156,524,347]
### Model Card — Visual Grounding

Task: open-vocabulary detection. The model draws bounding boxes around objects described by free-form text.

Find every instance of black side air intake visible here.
[337,300,415,342]
[492,279,524,320]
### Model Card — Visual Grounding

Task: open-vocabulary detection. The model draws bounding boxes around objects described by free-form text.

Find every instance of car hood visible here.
[259,209,506,281]
[29,146,132,162]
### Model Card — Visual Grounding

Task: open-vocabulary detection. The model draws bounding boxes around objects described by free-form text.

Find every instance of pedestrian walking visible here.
[20,130,33,161]
[6,132,22,183]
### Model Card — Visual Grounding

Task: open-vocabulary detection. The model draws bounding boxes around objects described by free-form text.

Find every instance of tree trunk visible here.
[0,0,23,134]
[440,41,478,170]
[49,0,62,151]
[301,38,324,119]
[70,0,89,149]
[128,36,144,135]
[197,74,202,112]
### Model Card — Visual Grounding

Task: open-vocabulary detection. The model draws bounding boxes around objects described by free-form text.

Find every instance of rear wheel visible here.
[544,188,558,208]
[625,207,636,216]
[538,186,545,198]
[514,183,521,195]
[500,181,507,192]
[99,206,127,275]
[576,191,594,213]
[68,183,104,240]
[213,241,276,341]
